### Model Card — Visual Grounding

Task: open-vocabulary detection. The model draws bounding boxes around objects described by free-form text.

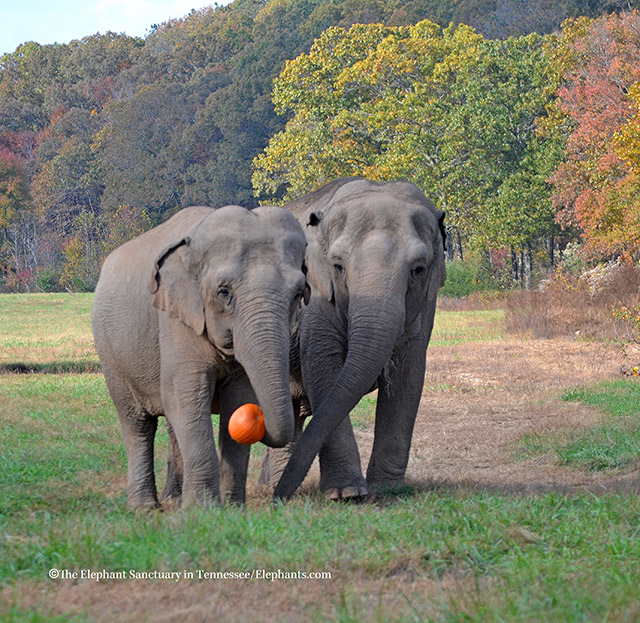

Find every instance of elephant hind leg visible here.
[106,375,160,510]
[160,419,183,505]
[117,408,159,510]
[216,373,255,505]
[259,398,308,490]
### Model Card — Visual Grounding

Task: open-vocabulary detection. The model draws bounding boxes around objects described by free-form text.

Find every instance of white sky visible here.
[0,0,233,57]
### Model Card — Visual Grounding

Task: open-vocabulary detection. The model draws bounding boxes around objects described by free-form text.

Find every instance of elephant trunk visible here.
[233,296,294,448]
[274,292,405,500]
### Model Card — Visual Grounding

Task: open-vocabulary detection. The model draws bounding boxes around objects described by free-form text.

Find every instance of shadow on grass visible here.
[0,361,101,374]
[310,474,640,509]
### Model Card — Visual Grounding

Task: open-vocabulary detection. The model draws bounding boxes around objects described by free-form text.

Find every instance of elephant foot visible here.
[324,484,369,500]
[321,478,368,501]
[127,496,161,512]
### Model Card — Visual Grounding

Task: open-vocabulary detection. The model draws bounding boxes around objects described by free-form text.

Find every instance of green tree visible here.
[94,83,194,221]
[31,138,101,235]
[253,20,557,271]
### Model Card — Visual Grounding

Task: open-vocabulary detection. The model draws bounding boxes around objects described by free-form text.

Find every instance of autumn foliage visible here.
[2,0,640,291]
[550,12,640,259]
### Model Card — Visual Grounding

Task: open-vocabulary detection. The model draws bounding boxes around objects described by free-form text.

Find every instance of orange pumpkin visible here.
[228,403,266,444]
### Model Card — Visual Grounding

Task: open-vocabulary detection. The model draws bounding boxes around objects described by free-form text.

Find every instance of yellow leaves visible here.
[254,13,554,255]
[615,83,640,176]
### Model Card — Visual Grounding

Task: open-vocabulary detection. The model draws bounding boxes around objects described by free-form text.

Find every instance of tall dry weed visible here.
[505,263,640,340]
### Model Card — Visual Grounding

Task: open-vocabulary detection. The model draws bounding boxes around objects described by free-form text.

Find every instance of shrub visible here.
[505,261,640,340]
[439,257,503,298]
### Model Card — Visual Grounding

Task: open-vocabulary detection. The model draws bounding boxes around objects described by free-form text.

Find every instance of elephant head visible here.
[148,205,309,448]
[274,179,446,499]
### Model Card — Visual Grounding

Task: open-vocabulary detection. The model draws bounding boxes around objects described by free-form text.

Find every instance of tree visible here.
[0,149,30,229]
[0,149,37,290]
[94,83,194,221]
[253,20,557,267]
[31,138,102,235]
[549,12,640,259]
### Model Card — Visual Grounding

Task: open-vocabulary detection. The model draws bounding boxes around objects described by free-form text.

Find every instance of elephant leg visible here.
[318,416,367,499]
[107,376,159,509]
[366,335,428,489]
[105,372,158,509]
[216,373,254,505]
[161,419,183,504]
[259,399,307,489]
[121,413,159,509]
[162,369,220,507]
[299,301,367,499]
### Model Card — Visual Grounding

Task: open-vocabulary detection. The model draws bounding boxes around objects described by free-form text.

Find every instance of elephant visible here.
[267,178,446,501]
[91,204,308,509]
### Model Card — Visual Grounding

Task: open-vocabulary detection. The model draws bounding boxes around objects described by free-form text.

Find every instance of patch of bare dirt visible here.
[399,338,640,495]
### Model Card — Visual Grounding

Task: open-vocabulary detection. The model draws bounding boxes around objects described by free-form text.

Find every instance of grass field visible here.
[1,293,639,622]
[0,294,98,372]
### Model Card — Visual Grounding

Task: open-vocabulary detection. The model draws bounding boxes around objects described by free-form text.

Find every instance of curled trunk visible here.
[274,294,405,499]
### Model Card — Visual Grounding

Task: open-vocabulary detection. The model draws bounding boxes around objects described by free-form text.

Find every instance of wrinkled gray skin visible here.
[92,205,308,508]
[268,178,446,501]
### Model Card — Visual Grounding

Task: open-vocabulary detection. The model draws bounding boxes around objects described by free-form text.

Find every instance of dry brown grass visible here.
[4,572,484,623]
[505,263,640,341]
[404,337,638,496]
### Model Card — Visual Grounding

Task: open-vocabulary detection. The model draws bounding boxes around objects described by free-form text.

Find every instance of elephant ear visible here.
[305,210,334,303]
[147,237,206,336]
[427,210,447,303]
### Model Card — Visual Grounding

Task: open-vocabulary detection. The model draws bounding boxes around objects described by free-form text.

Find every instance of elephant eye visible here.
[333,263,344,275]
[411,264,427,279]
[217,286,233,304]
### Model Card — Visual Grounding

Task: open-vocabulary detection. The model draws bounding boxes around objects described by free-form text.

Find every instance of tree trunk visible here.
[524,243,533,290]
[511,246,518,284]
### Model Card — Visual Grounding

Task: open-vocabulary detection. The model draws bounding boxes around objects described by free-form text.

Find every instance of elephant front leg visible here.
[162,373,220,507]
[318,417,368,499]
[366,335,428,490]
[216,373,255,504]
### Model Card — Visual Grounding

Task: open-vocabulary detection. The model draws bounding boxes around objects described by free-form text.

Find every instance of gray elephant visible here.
[92,204,308,508]
[269,178,446,501]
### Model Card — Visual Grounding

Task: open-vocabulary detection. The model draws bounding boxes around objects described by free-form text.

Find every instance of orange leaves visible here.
[551,11,640,258]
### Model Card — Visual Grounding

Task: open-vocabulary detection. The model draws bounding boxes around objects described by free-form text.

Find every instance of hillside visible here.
[0,0,638,291]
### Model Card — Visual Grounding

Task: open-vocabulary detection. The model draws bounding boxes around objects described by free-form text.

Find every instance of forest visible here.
[1,0,639,292]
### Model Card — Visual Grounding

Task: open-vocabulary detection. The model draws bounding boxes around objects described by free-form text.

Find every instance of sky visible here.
[0,0,233,57]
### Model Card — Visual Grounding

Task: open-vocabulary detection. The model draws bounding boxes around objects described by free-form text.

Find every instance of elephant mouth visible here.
[214,337,234,359]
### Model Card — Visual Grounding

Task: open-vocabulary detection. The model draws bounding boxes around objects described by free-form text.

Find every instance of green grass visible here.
[350,394,377,429]
[431,309,505,346]
[2,293,640,622]
[0,293,97,370]
[518,380,640,472]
